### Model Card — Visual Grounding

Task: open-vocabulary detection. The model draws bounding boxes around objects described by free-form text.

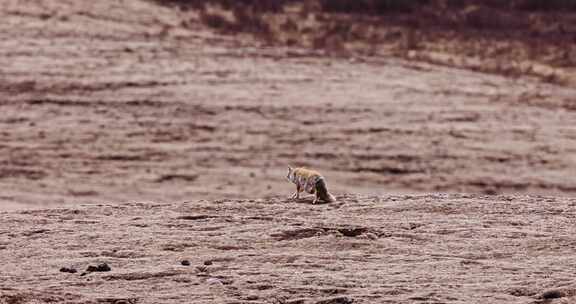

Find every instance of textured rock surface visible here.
[2,2,576,303]
[2,194,576,303]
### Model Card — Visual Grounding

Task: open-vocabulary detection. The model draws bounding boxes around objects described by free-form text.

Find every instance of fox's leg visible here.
[304,179,315,194]
[312,192,319,204]
[291,184,301,199]
[291,190,298,199]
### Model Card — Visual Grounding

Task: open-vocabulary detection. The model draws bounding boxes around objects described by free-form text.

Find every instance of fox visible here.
[286,166,336,204]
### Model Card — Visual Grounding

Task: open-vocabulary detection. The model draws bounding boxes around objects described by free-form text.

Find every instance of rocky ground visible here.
[2,194,576,304]
[1,1,576,303]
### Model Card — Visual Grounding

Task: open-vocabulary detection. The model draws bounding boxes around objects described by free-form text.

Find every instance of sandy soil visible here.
[1,0,576,211]
[2,194,576,303]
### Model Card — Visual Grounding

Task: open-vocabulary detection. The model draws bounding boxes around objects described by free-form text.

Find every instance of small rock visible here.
[86,263,111,273]
[59,267,77,274]
[337,228,366,237]
[196,265,208,272]
[203,260,213,266]
[86,266,97,272]
[542,289,564,299]
[181,260,191,266]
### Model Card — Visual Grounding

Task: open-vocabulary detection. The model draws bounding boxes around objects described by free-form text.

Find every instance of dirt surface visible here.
[2,1,576,303]
[2,0,576,211]
[2,194,576,303]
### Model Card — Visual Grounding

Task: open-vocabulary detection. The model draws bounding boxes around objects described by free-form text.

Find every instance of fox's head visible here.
[286,166,294,182]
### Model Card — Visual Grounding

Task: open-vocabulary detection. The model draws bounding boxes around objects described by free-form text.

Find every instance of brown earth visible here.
[1,0,576,211]
[2,1,576,303]
[2,194,576,303]
[178,0,576,86]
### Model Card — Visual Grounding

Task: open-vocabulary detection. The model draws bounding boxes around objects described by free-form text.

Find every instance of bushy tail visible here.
[315,177,336,202]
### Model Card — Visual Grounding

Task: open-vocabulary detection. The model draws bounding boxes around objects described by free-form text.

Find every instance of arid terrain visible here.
[3,194,576,304]
[1,0,576,210]
[1,0,576,303]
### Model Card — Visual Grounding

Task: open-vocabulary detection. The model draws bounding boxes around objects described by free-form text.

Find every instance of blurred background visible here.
[1,0,575,210]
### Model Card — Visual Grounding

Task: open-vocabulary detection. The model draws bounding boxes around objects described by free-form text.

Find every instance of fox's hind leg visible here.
[304,178,316,194]
[312,186,322,204]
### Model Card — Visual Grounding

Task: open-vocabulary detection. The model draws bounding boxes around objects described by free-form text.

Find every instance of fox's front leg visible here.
[291,185,301,199]
[290,190,298,199]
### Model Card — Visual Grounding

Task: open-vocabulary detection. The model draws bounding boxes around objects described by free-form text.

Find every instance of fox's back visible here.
[293,168,322,179]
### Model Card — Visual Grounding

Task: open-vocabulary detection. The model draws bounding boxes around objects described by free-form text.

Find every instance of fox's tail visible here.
[315,177,336,202]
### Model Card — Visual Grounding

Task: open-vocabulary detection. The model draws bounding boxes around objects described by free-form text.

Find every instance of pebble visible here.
[542,289,564,299]
[59,267,77,274]
[86,263,111,272]
[181,260,191,266]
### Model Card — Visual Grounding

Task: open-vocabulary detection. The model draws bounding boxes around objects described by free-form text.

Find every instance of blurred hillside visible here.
[156,0,576,86]
[1,0,576,210]
[159,0,576,12]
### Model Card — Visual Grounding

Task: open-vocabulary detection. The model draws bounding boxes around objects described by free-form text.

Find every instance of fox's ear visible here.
[286,166,293,180]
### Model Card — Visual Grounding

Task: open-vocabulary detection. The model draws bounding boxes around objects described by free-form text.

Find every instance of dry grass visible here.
[154,0,576,86]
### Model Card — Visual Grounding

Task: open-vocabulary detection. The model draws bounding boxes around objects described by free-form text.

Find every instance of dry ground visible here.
[2,1,576,303]
[2,194,576,304]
